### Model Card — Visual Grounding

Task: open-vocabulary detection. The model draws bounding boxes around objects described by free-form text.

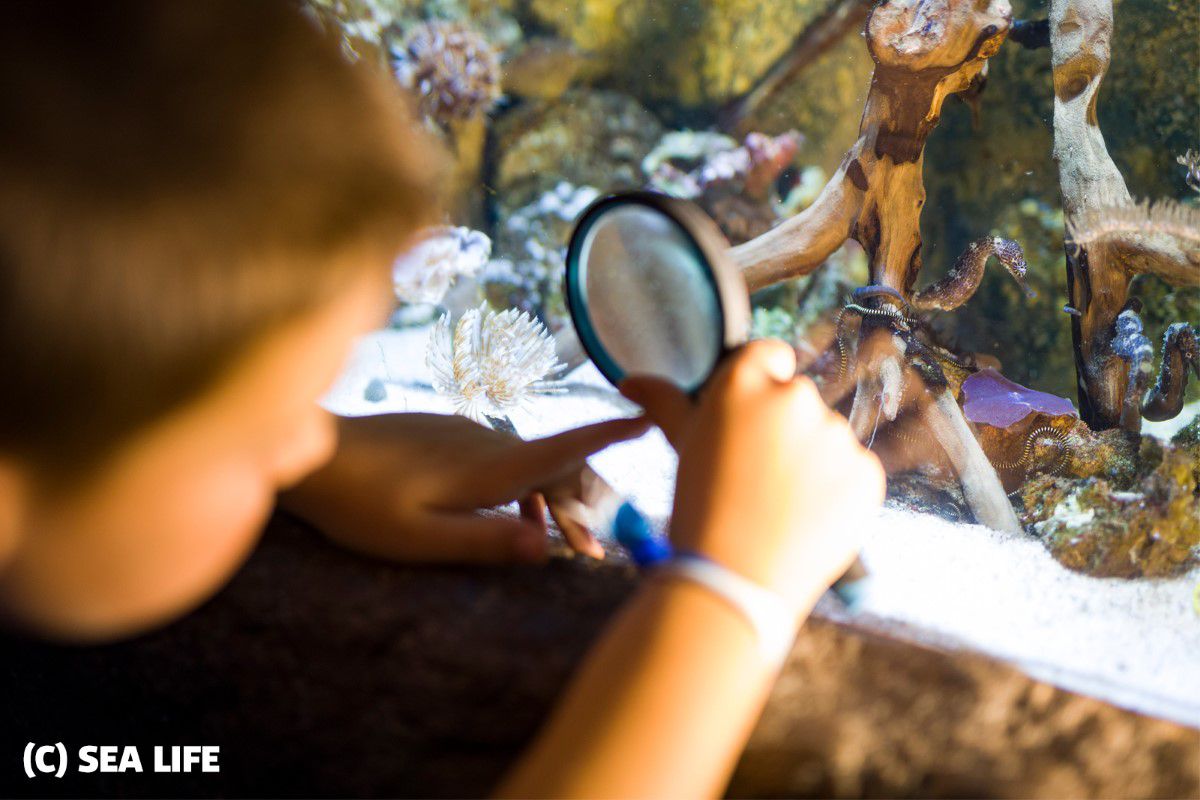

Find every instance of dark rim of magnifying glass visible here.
[564,191,750,394]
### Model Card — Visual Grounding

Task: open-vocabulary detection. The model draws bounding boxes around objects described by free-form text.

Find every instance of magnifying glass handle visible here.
[609,499,870,613]
[831,558,870,610]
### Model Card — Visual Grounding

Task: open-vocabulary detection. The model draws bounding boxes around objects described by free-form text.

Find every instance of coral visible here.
[1020,448,1200,578]
[643,131,743,198]
[303,0,397,64]
[392,21,500,127]
[482,182,601,332]
[491,90,663,214]
[643,130,802,203]
[643,129,803,244]
[426,303,563,421]
[392,226,491,306]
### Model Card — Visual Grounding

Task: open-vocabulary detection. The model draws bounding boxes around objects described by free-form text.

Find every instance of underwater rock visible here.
[501,37,590,100]
[1170,413,1200,481]
[976,412,1152,493]
[1020,447,1200,578]
[884,469,971,524]
[392,21,501,127]
[392,225,491,306]
[526,0,832,109]
[363,378,388,403]
[303,0,402,65]
[491,90,663,214]
[1171,412,1200,451]
[961,369,1077,429]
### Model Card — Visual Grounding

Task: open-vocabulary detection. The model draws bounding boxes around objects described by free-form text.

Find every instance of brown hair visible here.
[0,1,442,473]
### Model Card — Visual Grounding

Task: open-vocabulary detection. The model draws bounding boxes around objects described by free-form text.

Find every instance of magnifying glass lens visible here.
[576,204,723,391]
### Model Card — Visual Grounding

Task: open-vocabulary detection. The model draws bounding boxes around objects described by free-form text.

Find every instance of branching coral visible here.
[725,0,1023,532]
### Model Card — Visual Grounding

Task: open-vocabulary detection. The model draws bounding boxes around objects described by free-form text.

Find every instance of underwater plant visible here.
[392,225,491,306]
[392,21,500,127]
[1067,198,1200,252]
[426,303,563,422]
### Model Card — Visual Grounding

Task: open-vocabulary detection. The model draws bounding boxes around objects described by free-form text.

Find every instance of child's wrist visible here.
[652,553,806,668]
[671,538,826,618]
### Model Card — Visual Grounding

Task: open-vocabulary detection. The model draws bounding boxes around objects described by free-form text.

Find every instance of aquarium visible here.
[307,0,1199,727]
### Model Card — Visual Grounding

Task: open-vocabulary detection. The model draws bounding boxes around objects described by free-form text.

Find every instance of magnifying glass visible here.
[564,191,869,608]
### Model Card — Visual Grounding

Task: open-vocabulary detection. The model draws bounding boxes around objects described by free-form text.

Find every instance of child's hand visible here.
[279,413,649,564]
[621,340,884,614]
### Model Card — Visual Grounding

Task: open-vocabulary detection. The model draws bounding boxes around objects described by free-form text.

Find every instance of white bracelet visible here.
[656,554,798,667]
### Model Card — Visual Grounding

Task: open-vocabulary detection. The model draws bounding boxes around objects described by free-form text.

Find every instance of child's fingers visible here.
[503,416,650,488]
[546,497,605,560]
[619,376,693,447]
[518,492,549,537]
[396,510,548,564]
[715,339,798,390]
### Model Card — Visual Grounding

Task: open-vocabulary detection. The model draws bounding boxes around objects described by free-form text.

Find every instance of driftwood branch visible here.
[730,0,1021,532]
[1050,0,1200,431]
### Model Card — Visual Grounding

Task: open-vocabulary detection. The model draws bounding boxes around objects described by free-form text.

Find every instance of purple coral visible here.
[961,368,1077,429]
[392,22,500,126]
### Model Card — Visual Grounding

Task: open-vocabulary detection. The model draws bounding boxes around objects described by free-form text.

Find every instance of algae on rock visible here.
[1021,447,1200,578]
[490,90,663,214]
[527,0,837,110]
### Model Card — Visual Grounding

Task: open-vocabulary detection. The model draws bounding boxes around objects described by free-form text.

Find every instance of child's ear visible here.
[0,460,28,567]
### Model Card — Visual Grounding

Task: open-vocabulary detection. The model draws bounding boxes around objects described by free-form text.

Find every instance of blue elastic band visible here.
[613,501,674,567]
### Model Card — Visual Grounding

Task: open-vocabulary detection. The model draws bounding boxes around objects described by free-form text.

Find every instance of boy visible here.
[0,2,883,796]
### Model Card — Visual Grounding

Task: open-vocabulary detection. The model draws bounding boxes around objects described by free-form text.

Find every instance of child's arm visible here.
[278,413,649,563]
[498,340,885,798]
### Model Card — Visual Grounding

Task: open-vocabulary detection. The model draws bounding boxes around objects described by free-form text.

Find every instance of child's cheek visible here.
[6,463,273,641]
[142,464,273,621]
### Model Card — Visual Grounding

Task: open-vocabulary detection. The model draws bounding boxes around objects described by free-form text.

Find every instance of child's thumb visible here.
[619,375,693,448]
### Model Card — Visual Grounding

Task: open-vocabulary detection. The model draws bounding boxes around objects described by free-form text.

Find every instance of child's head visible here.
[0,1,440,638]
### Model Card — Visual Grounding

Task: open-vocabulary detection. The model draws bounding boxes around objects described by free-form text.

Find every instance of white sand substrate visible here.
[324,326,1200,728]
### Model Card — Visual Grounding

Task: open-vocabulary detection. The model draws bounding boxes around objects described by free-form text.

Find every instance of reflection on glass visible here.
[578,204,721,391]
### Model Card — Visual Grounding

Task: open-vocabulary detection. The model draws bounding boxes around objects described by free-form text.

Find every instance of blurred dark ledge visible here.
[1,513,1195,798]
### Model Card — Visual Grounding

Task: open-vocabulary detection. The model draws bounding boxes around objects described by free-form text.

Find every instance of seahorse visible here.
[911,236,1036,312]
